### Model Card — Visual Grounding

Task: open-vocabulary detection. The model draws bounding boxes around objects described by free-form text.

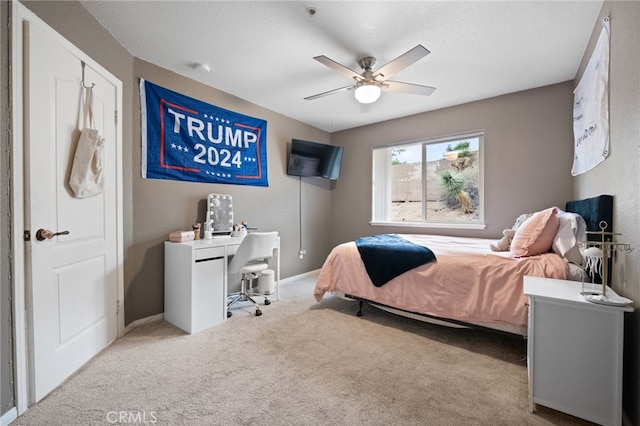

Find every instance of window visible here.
[372,131,484,228]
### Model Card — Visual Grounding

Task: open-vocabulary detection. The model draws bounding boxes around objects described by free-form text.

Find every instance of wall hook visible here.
[81,61,95,89]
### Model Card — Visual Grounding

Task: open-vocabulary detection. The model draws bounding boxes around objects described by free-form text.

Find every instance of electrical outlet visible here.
[299,249,306,259]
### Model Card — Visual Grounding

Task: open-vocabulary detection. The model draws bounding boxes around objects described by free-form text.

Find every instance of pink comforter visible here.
[314,234,568,328]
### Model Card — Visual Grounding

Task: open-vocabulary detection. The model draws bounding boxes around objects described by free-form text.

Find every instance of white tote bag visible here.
[69,86,105,198]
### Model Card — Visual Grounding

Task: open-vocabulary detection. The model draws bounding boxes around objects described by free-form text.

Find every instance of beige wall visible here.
[573,2,640,423]
[330,82,576,246]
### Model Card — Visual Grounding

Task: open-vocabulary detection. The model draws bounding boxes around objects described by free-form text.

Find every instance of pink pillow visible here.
[510,207,560,258]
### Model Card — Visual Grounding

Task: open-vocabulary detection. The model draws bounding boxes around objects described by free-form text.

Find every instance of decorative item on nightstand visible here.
[579,220,633,306]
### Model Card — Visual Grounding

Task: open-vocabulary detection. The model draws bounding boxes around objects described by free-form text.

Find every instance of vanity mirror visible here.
[206,194,234,237]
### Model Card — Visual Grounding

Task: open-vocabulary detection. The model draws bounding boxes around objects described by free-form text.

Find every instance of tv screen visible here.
[287,139,344,180]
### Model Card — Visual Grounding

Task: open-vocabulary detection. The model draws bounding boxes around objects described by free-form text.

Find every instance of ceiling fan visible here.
[304,44,436,104]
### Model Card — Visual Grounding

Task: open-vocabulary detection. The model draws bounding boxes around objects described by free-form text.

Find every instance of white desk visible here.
[164,235,280,334]
[524,276,633,425]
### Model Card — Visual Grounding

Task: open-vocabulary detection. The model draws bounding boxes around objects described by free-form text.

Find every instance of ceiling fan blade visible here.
[382,80,436,96]
[313,55,362,81]
[374,45,430,80]
[304,85,354,101]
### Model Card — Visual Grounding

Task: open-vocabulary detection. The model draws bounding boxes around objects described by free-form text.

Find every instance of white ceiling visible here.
[80,1,603,133]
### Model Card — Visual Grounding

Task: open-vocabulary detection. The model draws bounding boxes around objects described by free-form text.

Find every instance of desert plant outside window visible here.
[371,131,484,229]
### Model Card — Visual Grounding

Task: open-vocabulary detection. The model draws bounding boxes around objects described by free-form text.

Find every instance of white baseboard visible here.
[122,313,164,336]
[1,407,17,425]
[279,269,320,285]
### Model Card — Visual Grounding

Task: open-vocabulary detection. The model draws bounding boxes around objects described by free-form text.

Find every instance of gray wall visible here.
[1,0,13,416]
[330,82,575,245]
[573,2,640,423]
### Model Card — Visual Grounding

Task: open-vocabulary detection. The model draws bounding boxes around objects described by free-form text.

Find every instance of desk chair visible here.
[227,231,278,317]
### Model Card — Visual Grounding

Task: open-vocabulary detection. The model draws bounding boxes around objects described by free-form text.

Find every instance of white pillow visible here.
[552,209,587,264]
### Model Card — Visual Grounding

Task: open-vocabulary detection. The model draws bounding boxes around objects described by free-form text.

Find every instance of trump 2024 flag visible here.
[140,79,268,186]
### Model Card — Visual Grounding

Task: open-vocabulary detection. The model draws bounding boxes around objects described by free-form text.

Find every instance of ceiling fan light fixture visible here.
[354,82,381,104]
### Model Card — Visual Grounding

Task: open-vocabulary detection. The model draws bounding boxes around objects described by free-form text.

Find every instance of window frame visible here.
[371,131,485,230]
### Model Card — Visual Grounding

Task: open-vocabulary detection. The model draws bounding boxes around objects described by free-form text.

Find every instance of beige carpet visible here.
[13,272,591,425]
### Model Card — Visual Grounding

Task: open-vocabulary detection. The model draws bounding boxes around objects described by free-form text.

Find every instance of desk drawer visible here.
[195,246,225,261]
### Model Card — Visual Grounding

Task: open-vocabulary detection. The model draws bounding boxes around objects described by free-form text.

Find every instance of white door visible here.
[24,19,121,403]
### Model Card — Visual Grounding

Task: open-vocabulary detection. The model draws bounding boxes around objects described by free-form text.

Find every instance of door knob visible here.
[35,229,70,241]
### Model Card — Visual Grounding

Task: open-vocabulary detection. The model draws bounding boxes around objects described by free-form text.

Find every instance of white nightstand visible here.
[523,276,633,425]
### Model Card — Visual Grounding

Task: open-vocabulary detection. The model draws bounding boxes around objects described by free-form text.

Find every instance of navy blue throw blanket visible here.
[355,234,436,287]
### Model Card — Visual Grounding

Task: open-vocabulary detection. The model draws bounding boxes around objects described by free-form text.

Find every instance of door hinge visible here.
[115,110,118,125]
[116,300,120,315]
[24,230,31,241]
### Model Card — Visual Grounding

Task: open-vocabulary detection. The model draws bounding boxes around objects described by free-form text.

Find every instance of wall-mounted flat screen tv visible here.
[287,139,344,180]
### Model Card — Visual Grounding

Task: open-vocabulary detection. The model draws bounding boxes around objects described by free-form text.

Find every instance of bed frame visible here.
[349,296,525,337]
[346,195,614,336]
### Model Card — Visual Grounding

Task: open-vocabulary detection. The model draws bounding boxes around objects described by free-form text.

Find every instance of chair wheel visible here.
[227,311,232,318]
[264,299,271,305]
[255,309,262,316]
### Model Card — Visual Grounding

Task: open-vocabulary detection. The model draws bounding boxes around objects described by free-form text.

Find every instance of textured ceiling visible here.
[80,1,603,133]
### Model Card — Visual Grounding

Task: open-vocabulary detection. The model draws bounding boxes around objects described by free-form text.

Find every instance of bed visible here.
[314,195,613,336]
